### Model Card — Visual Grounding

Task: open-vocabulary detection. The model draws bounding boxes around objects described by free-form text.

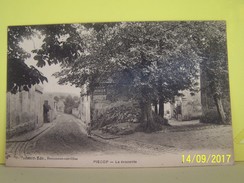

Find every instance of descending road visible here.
[7,113,133,158]
[6,112,233,160]
[6,112,177,159]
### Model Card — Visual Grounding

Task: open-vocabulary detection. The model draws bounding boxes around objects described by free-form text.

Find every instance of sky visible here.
[20,35,81,96]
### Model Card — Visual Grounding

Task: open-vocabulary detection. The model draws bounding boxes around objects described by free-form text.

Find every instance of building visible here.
[78,84,91,124]
[42,93,57,122]
[56,100,65,113]
[6,85,44,138]
[174,90,202,121]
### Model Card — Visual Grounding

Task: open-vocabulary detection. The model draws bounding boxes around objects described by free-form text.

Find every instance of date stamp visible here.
[182,154,232,164]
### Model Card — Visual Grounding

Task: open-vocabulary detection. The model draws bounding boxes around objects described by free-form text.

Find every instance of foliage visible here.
[192,21,229,96]
[63,95,80,114]
[192,21,230,124]
[64,95,76,114]
[54,96,59,102]
[32,24,83,67]
[200,109,221,124]
[92,101,140,129]
[7,24,83,94]
[53,22,201,102]
[7,26,47,93]
[50,22,204,131]
[8,21,230,130]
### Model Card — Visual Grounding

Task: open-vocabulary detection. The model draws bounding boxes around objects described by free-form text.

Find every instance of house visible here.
[6,85,44,138]
[56,100,65,113]
[78,84,91,124]
[174,90,202,121]
[42,93,57,122]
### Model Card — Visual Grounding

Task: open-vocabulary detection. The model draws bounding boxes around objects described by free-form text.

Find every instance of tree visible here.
[9,21,229,131]
[52,22,201,132]
[7,26,47,94]
[111,22,201,130]
[191,21,230,124]
[73,96,79,101]
[7,24,82,94]
[64,95,76,114]
[54,96,59,102]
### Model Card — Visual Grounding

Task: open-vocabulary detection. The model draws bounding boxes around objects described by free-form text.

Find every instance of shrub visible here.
[200,109,221,124]
[92,101,140,129]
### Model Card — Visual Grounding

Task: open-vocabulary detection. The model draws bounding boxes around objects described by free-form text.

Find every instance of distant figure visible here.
[176,105,182,120]
[43,100,51,123]
[86,122,92,138]
[165,110,171,120]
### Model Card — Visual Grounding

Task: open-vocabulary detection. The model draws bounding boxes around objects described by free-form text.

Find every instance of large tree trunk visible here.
[158,97,170,125]
[140,100,161,132]
[158,98,164,118]
[213,93,227,124]
[153,100,158,115]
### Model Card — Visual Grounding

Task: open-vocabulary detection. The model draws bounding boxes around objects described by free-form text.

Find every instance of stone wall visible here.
[90,94,111,121]
[78,84,91,124]
[72,108,80,118]
[181,90,202,121]
[6,85,44,138]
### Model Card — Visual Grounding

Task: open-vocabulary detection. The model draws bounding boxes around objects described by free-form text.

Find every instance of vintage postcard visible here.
[6,21,234,167]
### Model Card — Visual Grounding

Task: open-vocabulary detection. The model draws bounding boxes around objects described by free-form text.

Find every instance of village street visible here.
[6,113,134,158]
[6,112,233,159]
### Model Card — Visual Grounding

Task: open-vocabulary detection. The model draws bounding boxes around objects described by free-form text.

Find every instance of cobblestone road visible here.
[6,113,144,158]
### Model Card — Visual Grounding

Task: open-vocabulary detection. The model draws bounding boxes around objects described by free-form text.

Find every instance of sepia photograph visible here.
[6,21,234,167]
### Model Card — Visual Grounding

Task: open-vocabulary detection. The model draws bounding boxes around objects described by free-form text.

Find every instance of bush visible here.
[92,101,170,134]
[92,101,140,129]
[64,106,73,114]
[200,109,221,124]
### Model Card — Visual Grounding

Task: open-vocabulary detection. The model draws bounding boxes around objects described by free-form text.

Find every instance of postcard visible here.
[5,21,234,167]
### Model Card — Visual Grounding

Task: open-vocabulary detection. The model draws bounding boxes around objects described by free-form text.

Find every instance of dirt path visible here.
[111,120,233,153]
